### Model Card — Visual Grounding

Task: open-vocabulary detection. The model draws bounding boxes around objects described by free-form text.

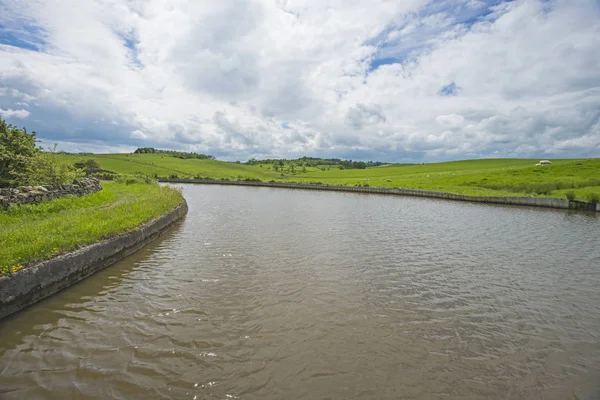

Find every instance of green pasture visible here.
[56,154,600,200]
[54,153,280,181]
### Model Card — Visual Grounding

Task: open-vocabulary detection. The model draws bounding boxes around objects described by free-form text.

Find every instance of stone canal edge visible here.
[0,199,188,320]
[159,178,600,212]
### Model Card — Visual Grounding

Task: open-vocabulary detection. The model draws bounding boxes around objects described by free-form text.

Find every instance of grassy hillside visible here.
[55,153,280,181]
[55,154,600,200]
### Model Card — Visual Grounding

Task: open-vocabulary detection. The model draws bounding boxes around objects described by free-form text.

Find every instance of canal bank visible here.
[159,178,600,212]
[0,199,188,320]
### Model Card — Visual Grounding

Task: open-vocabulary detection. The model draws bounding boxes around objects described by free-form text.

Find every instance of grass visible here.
[54,153,280,181]
[0,181,183,272]
[55,154,600,200]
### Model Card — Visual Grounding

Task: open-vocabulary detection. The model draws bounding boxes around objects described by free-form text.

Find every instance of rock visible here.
[34,186,49,192]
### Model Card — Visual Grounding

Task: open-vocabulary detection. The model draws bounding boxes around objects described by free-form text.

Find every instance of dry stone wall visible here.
[0,177,102,209]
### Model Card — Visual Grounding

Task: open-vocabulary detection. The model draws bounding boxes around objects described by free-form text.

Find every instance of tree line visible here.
[133,147,215,160]
[245,156,387,169]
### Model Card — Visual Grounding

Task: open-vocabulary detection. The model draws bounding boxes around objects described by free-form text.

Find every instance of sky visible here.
[0,0,599,162]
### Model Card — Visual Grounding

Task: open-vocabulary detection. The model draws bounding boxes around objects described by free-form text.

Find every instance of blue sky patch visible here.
[0,23,46,51]
[368,57,404,72]
[439,82,459,96]
[366,0,515,74]
[119,32,143,67]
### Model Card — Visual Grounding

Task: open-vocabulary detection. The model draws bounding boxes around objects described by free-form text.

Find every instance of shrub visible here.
[0,118,39,187]
[29,146,84,186]
[587,193,599,203]
[73,159,101,175]
[566,191,576,201]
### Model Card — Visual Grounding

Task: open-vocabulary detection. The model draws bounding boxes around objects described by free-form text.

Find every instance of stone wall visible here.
[159,178,599,212]
[0,177,102,209]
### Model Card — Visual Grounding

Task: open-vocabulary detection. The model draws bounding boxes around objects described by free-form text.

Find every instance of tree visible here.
[0,118,39,187]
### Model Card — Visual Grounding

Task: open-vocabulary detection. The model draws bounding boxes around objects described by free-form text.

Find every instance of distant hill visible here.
[52,153,600,200]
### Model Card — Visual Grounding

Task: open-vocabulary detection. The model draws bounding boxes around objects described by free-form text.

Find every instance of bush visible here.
[28,147,84,185]
[73,159,101,175]
[587,193,599,203]
[566,191,576,201]
[0,118,39,187]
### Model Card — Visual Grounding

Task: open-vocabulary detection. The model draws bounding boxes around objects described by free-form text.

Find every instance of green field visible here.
[55,154,600,200]
[54,153,280,181]
[0,181,183,271]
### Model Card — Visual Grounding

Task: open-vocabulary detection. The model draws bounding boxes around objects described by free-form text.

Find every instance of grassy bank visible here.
[0,181,183,272]
[55,154,600,200]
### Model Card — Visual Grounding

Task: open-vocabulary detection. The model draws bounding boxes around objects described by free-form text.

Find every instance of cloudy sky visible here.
[0,0,599,162]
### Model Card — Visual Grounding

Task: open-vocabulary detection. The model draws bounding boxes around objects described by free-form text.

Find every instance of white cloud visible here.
[0,108,30,119]
[130,129,148,139]
[436,114,465,128]
[0,0,599,161]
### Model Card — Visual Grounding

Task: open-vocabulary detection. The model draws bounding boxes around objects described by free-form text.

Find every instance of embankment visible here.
[159,178,600,212]
[0,200,188,320]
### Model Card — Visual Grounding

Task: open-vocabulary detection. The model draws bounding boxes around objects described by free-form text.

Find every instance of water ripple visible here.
[1,185,599,399]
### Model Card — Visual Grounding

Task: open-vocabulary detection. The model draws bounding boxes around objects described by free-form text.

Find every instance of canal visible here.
[1,184,599,399]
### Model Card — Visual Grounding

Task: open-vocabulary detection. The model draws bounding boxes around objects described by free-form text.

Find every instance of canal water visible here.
[1,184,599,399]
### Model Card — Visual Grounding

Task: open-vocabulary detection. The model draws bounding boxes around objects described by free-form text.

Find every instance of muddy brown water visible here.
[1,184,599,399]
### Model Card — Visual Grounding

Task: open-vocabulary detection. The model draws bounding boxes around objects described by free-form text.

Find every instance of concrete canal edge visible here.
[160,178,600,212]
[0,200,188,321]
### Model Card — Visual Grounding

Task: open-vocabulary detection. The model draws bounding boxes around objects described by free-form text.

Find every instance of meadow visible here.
[54,153,600,200]
[0,181,183,271]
